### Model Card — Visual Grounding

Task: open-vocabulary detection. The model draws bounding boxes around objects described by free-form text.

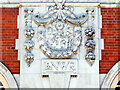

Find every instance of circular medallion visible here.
[37,21,82,58]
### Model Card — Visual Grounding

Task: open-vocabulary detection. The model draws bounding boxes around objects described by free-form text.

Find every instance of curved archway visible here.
[0,62,18,88]
[101,61,120,88]
[110,72,120,88]
[0,74,9,88]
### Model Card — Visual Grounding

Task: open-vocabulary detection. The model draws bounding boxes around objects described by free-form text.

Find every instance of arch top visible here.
[0,62,18,88]
[101,61,120,88]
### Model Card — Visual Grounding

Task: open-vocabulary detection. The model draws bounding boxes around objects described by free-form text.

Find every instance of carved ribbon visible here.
[32,0,88,26]
[32,12,88,26]
[63,13,88,25]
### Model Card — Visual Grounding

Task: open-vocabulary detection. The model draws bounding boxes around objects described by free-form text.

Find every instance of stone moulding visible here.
[1,3,120,8]
[1,0,120,4]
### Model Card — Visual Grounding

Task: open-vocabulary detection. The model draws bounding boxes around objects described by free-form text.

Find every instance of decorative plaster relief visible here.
[24,39,35,51]
[42,59,78,74]
[32,0,88,59]
[85,52,95,61]
[85,52,95,65]
[84,9,96,65]
[17,0,103,67]
[24,9,35,66]
[24,52,34,67]
[17,0,103,88]
[24,9,34,18]
[37,25,82,59]
[24,27,35,39]
[85,39,96,51]
[85,26,95,37]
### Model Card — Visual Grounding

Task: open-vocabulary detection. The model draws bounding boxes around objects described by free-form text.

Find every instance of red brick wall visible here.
[100,8,120,74]
[0,8,2,61]
[0,7,120,74]
[1,8,20,74]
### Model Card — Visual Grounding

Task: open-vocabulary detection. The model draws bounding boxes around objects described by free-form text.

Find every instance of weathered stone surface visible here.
[17,0,103,88]
[0,0,119,4]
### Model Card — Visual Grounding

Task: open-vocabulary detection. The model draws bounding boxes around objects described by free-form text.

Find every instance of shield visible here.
[32,0,88,58]
[37,20,82,58]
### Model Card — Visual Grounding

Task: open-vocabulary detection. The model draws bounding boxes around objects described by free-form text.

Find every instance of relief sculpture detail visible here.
[23,0,97,66]
[32,0,88,59]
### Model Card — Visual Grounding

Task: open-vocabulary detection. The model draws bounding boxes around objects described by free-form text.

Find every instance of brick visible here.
[0,7,120,75]
[100,8,120,74]
[0,8,20,74]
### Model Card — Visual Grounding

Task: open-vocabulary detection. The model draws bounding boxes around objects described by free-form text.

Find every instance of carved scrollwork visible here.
[32,13,57,26]
[24,40,35,51]
[85,52,95,61]
[63,13,88,25]
[85,26,95,37]
[24,52,34,67]
[24,27,35,39]
[32,0,88,26]
[85,39,96,51]
[32,0,89,59]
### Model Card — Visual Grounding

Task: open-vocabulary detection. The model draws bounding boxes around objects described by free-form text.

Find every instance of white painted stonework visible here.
[0,0,120,4]
[17,1,103,88]
[42,59,78,74]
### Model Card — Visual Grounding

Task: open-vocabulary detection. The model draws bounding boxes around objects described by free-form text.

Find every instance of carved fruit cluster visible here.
[24,40,35,51]
[24,27,35,39]
[85,26,95,37]
[24,9,35,67]
[85,26,96,65]
[85,39,95,51]
[85,52,95,61]
[84,9,96,65]
[24,53,34,67]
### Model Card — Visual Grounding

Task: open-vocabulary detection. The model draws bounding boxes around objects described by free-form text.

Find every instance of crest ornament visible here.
[32,0,88,58]
[37,24,82,58]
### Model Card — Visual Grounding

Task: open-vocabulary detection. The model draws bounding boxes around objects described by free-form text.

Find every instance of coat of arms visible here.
[32,0,88,58]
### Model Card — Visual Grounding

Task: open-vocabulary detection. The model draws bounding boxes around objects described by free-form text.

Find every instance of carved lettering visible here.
[42,60,78,74]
